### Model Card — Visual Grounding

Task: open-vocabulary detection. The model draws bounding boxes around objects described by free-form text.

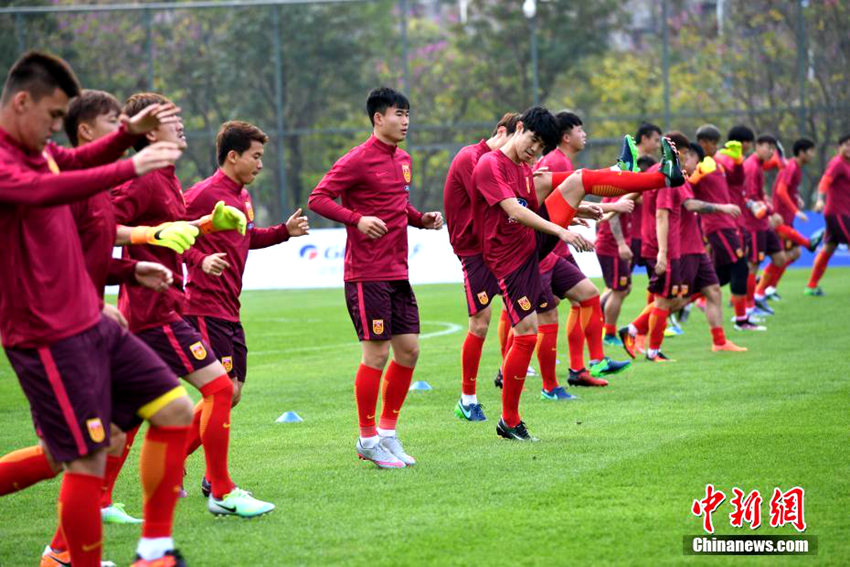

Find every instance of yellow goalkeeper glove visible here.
[130,221,199,253]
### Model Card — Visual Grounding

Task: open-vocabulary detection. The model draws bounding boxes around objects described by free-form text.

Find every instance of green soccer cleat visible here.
[589,356,631,377]
[101,502,142,524]
[208,487,275,518]
[660,137,685,187]
[603,333,624,347]
[617,134,640,172]
[803,286,824,296]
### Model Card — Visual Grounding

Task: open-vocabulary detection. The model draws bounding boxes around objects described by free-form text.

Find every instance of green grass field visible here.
[1,268,848,566]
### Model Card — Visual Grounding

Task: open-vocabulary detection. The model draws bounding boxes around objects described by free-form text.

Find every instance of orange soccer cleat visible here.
[712,340,748,352]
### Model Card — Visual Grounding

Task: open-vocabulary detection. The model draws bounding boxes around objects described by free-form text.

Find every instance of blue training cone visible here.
[276,411,303,423]
[409,381,432,392]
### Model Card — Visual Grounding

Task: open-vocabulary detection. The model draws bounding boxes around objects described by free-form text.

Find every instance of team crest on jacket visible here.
[189,341,207,360]
[372,319,385,335]
[222,356,233,373]
[245,201,255,222]
[86,418,105,443]
[402,163,411,183]
[518,296,532,311]
[477,291,489,305]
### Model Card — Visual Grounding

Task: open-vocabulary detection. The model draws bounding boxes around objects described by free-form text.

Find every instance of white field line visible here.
[249,321,462,356]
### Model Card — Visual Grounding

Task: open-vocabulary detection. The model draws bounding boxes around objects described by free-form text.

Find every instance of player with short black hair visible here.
[309,87,443,468]
[182,120,309,494]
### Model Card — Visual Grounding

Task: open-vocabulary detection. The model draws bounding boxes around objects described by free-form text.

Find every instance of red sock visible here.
[603,323,616,337]
[808,248,833,288]
[461,332,485,396]
[501,334,537,427]
[731,294,747,320]
[50,525,66,552]
[746,273,756,308]
[379,361,414,430]
[711,326,727,346]
[756,263,781,296]
[648,307,669,350]
[502,330,515,367]
[581,169,667,197]
[580,296,605,362]
[0,445,57,496]
[100,424,138,508]
[773,263,788,287]
[536,324,559,391]
[567,306,584,370]
[140,425,190,539]
[355,364,382,437]
[776,224,810,247]
[497,310,510,358]
[59,472,103,567]
[632,302,654,335]
[185,401,203,457]
[199,375,235,499]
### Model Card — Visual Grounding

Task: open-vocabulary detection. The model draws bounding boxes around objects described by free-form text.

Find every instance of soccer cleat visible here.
[734,319,767,332]
[526,365,538,377]
[765,286,782,301]
[494,368,503,389]
[131,550,185,567]
[618,326,636,359]
[41,546,116,567]
[567,368,609,387]
[496,419,539,442]
[603,333,623,347]
[540,386,578,401]
[677,303,693,324]
[753,297,774,315]
[101,502,143,524]
[646,351,675,362]
[712,340,748,352]
[455,399,487,421]
[617,134,640,172]
[803,286,824,296]
[208,487,275,517]
[634,334,647,355]
[664,315,684,337]
[807,228,824,252]
[660,137,685,187]
[356,439,405,469]
[379,436,416,466]
[201,476,211,498]
[589,356,631,377]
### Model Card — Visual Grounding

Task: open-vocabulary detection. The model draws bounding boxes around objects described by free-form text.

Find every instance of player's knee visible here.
[571,279,598,302]
[468,311,490,337]
[150,395,194,428]
[538,308,558,325]
[704,285,721,303]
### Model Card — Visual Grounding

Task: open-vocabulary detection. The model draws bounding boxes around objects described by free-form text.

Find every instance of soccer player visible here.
[182,120,310,493]
[473,106,684,440]
[308,87,444,468]
[112,92,275,517]
[630,123,662,278]
[444,112,519,421]
[0,52,194,567]
[758,138,823,298]
[740,135,787,315]
[806,133,850,295]
[596,195,635,344]
[690,124,761,331]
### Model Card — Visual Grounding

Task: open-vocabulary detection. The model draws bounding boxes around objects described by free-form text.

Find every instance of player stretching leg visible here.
[309,88,443,468]
[0,52,193,567]
[182,121,309,494]
[112,92,274,518]
[444,113,520,421]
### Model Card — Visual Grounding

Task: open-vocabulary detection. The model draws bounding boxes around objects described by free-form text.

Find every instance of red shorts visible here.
[344,280,420,341]
[136,319,218,377]
[5,316,182,463]
[597,253,632,291]
[825,214,850,245]
[707,228,745,268]
[645,257,684,299]
[744,229,782,263]
[498,253,550,327]
[185,315,248,383]
[541,256,588,298]
[458,253,501,316]
[679,253,719,296]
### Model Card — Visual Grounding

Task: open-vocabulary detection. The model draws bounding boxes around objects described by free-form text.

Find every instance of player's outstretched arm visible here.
[116,221,199,254]
[683,199,740,217]
[249,208,309,249]
[191,200,248,236]
[420,211,443,230]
